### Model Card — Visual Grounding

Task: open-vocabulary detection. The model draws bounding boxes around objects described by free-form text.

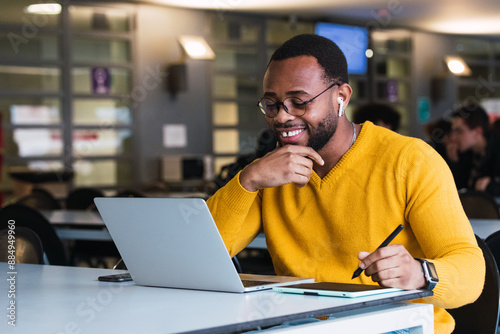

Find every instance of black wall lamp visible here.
[167,35,215,97]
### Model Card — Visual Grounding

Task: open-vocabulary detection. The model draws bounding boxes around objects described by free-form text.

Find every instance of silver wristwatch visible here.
[415,258,439,291]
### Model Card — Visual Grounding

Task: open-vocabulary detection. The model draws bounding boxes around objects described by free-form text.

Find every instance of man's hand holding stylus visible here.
[239,145,324,192]
[357,244,426,290]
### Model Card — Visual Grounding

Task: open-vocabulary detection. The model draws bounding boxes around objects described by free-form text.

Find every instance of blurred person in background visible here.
[213,129,277,191]
[425,118,472,190]
[352,102,401,132]
[450,104,500,195]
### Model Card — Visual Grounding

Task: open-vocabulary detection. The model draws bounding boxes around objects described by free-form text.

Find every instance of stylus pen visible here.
[351,224,404,279]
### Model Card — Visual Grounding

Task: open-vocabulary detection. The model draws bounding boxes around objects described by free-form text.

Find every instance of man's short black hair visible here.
[268,34,349,85]
[451,103,490,138]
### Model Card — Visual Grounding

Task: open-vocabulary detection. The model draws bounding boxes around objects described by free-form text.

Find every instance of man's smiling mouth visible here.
[281,129,305,138]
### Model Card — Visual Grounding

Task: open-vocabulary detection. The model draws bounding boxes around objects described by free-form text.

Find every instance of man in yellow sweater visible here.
[207,34,484,334]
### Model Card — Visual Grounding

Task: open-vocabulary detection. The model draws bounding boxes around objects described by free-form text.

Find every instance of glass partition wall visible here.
[210,16,268,175]
[371,29,412,135]
[455,37,500,104]
[0,1,135,200]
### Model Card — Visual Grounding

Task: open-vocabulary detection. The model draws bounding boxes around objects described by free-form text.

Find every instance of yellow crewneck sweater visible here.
[207,121,485,334]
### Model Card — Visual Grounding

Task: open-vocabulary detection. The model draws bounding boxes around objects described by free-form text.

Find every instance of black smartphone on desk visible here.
[98,273,133,282]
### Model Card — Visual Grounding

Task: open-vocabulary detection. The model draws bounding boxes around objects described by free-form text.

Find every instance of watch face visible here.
[427,262,438,281]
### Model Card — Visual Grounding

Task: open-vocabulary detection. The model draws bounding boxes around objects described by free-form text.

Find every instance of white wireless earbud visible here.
[337,97,344,117]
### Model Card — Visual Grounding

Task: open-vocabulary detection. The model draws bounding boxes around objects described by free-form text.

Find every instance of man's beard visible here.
[307,112,337,152]
[271,110,337,152]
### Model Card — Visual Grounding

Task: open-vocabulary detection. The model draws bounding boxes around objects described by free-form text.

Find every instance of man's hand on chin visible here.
[239,145,324,192]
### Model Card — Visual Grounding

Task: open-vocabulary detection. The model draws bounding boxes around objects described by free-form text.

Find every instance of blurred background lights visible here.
[25,3,62,15]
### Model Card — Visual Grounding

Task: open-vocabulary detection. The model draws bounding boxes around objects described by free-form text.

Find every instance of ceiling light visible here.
[25,3,62,15]
[429,18,500,35]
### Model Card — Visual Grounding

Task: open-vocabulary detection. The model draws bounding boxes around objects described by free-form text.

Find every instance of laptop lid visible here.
[94,197,313,293]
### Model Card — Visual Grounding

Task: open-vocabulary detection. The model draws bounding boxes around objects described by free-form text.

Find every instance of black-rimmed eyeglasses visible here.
[257,82,338,118]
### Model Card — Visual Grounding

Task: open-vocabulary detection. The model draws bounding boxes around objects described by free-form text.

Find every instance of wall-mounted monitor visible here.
[315,22,369,75]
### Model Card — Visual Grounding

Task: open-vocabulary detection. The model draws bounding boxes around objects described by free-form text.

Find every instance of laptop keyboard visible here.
[242,280,275,287]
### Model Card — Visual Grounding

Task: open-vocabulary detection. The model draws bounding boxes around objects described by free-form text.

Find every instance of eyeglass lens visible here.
[259,97,307,117]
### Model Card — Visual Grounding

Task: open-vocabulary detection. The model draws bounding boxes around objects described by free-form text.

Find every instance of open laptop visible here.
[94,197,314,293]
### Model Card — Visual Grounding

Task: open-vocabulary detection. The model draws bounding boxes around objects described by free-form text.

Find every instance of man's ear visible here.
[337,83,353,111]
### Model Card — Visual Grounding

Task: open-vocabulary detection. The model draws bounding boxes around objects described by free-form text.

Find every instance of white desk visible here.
[1,263,433,333]
[470,219,500,239]
[41,209,112,241]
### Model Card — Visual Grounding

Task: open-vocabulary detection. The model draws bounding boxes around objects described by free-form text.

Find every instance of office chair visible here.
[65,187,104,211]
[447,234,500,334]
[232,249,275,275]
[14,188,62,210]
[115,189,146,198]
[233,256,243,273]
[0,226,45,264]
[459,189,500,219]
[485,230,500,280]
[71,240,120,268]
[65,188,120,267]
[0,204,67,265]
